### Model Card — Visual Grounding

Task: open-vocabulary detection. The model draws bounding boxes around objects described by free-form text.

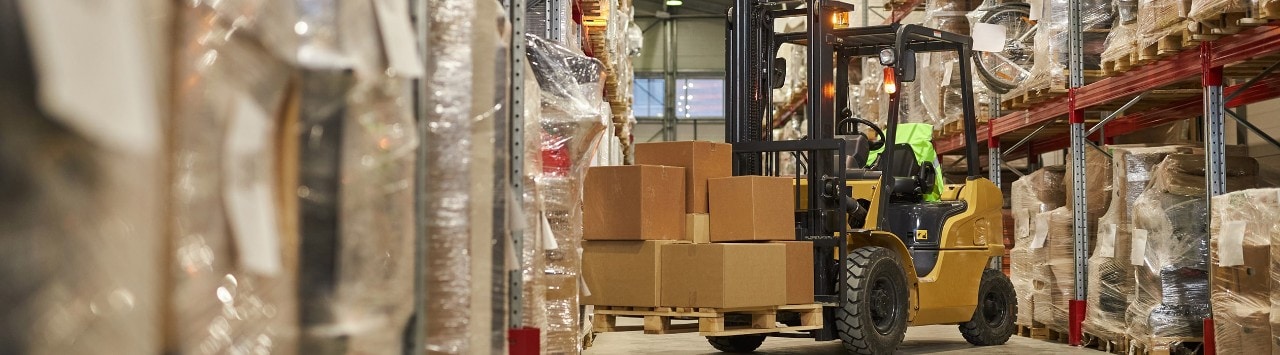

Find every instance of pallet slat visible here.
[593,304,824,337]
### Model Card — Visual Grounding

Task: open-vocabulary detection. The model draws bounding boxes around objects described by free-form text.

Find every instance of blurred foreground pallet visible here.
[592,304,823,337]
[1083,332,1128,355]
[1128,336,1203,355]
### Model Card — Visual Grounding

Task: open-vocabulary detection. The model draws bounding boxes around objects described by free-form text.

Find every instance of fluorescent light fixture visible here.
[665,0,683,5]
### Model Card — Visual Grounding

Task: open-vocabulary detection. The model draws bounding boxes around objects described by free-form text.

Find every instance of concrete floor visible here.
[585,319,1096,354]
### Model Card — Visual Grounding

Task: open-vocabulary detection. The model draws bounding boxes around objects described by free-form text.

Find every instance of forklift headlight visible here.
[878,49,896,66]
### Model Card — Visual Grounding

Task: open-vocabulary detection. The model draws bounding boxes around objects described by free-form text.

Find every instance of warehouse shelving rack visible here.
[930,7,1280,349]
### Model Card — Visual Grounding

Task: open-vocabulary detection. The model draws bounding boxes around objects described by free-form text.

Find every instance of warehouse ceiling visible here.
[633,0,732,16]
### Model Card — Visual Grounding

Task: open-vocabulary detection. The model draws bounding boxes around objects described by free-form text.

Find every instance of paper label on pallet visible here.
[1130,229,1148,266]
[1218,221,1247,267]
[942,64,954,86]
[971,23,1007,53]
[541,211,559,250]
[1096,223,1117,258]
[19,0,159,155]
[373,0,425,78]
[1028,0,1043,20]
[1030,213,1049,249]
[223,94,283,276]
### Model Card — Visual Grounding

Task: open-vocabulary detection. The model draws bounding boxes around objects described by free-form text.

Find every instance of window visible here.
[633,76,665,118]
[674,77,724,120]
[631,73,726,120]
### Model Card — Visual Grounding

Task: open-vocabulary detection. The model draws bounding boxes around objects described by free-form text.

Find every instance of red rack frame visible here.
[935,24,1280,157]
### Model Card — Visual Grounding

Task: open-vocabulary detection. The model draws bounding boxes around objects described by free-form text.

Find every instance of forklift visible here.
[716,1,1016,353]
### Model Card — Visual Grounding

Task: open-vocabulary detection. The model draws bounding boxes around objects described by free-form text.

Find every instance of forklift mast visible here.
[723,0,984,342]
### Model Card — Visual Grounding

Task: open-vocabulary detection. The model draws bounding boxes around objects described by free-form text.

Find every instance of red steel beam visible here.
[936,25,1280,155]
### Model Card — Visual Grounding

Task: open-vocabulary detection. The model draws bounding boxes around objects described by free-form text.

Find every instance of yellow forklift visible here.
[717,1,1015,353]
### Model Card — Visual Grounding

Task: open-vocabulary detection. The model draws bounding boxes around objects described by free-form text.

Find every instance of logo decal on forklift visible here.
[916,229,928,240]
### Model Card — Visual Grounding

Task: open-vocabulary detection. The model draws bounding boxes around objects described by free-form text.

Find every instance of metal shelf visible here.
[935,24,1280,157]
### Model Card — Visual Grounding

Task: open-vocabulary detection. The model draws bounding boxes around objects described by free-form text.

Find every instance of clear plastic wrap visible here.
[520,63,550,350]
[1016,0,1111,95]
[1136,0,1189,53]
[1010,166,1067,326]
[1065,145,1113,232]
[1210,189,1280,355]
[1118,0,1140,22]
[527,33,609,354]
[1084,145,1184,340]
[169,3,297,354]
[1030,207,1078,331]
[422,0,476,352]
[1126,154,1258,347]
[918,1,971,130]
[1101,22,1137,65]
[0,2,162,350]
[1188,0,1250,21]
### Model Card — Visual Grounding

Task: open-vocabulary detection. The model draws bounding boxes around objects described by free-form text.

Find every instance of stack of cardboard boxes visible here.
[582,141,815,310]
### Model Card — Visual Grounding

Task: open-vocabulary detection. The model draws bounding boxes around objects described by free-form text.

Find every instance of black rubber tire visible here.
[974,3,1033,94]
[837,246,910,355]
[706,335,766,353]
[959,269,1018,346]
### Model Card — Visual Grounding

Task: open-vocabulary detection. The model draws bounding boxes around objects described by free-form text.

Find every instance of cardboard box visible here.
[582,240,682,307]
[583,165,686,240]
[661,243,786,308]
[686,213,709,244]
[634,141,732,213]
[708,176,795,242]
[774,241,815,304]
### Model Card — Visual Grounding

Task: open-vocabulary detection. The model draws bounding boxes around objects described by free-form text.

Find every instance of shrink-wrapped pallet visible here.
[1065,146,1113,230]
[1031,207,1078,332]
[520,64,551,350]
[168,2,300,353]
[1188,0,1250,22]
[528,33,609,353]
[0,0,163,351]
[1127,154,1257,348]
[918,0,971,130]
[1210,189,1280,355]
[1084,146,1184,341]
[1010,166,1066,325]
[421,0,480,352]
[1008,0,1110,98]
[1136,0,1190,53]
[1101,21,1137,68]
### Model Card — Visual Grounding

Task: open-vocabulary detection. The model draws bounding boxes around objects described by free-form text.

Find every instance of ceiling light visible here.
[666,0,683,5]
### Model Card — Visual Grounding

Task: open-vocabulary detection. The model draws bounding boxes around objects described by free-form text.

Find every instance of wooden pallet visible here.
[1188,11,1248,36]
[1102,53,1134,76]
[1015,323,1049,339]
[1256,0,1280,22]
[1137,31,1191,63]
[592,304,824,337]
[1128,336,1203,355]
[1082,332,1129,354]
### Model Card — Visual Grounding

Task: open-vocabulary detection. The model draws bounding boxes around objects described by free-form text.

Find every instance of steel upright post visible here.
[1066,0,1088,345]
[1201,40,1226,355]
[988,95,1001,186]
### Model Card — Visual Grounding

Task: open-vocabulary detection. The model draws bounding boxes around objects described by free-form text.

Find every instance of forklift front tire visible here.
[958,269,1017,346]
[837,246,909,355]
[706,335,766,353]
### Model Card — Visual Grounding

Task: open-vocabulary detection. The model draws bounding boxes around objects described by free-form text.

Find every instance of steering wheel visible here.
[837,111,886,151]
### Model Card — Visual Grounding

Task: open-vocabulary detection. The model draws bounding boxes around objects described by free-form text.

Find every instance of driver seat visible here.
[872,144,937,203]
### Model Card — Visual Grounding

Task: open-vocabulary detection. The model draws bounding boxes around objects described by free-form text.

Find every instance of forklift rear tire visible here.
[837,246,909,355]
[706,335,766,353]
[958,269,1017,346]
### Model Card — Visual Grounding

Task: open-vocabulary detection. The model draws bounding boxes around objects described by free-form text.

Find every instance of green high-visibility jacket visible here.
[865,122,945,201]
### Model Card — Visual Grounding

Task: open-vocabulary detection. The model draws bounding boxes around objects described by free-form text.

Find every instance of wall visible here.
[1235,101,1280,186]
[633,121,725,143]
[634,17,726,73]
